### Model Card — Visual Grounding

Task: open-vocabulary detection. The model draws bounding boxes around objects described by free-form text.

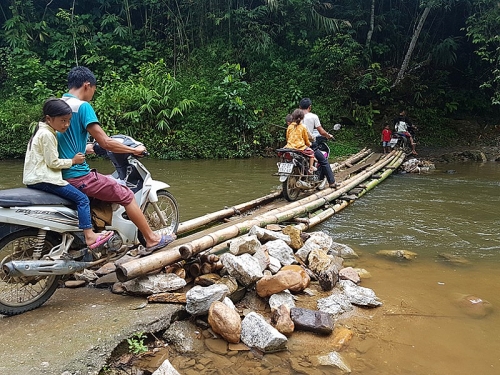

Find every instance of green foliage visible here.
[93,60,197,137]
[328,127,365,158]
[215,63,260,157]
[0,98,39,159]
[126,332,148,355]
[310,32,363,80]
[466,0,500,105]
[351,102,380,130]
[0,0,499,161]
[412,107,458,146]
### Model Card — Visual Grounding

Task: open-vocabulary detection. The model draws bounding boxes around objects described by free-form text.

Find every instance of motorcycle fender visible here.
[279,175,288,182]
[0,223,31,242]
[147,180,170,202]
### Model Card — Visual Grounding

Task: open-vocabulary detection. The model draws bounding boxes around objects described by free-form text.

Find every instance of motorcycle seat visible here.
[0,188,74,208]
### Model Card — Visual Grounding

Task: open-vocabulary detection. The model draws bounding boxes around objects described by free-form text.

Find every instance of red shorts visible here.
[67,169,135,206]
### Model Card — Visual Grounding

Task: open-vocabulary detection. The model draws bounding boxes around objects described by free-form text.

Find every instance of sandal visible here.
[308,166,317,174]
[88,231,114,250]
[144,234,177,254]
[329,182,341,189]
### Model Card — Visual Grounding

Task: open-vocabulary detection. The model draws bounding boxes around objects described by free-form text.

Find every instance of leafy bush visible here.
[0,98,39,159]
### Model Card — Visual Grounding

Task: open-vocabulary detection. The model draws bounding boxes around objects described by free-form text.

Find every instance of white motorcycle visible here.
[0,135,179,316]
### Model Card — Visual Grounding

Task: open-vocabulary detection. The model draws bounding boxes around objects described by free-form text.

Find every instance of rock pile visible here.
[73,225,383,374]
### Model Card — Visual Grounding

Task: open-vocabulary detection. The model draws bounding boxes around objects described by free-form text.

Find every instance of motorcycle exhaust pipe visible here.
[2,259,91,277]
[296,180,313,190]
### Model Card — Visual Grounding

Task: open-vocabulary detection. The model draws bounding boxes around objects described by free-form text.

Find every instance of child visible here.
[284,109,317,173]
[393,110,417,155]
[23,98,113,249]
[381,124,392,154]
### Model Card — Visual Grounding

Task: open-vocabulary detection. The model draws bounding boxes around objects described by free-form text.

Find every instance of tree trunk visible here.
[365,0,376,47]
[393,6,431,88]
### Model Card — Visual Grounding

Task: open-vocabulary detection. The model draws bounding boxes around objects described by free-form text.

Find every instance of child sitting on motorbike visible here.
[284,109,317,174]
[393,110,417,155]
[23,98,113,249]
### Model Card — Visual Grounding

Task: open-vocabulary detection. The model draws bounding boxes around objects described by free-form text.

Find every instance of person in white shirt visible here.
[299,98,339,189]
[23,98,113,249]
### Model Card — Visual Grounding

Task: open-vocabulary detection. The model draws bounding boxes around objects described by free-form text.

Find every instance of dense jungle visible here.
[0,0,499,160]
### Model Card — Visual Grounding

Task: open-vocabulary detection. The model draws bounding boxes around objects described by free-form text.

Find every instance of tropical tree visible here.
[466,0,500,105]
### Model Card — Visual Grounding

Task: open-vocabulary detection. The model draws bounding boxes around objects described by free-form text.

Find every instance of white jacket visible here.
[23,122,73,186]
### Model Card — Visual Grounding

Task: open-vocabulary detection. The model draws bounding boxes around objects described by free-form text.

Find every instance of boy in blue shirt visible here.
[58,66,175,253]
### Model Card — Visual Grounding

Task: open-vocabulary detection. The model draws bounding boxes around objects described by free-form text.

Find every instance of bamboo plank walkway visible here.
[115,149,405,280]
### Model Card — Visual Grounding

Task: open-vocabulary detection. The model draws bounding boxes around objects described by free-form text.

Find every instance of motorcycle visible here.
[0,135,179,316]
[276,124,340,201]
[389,132,413,155]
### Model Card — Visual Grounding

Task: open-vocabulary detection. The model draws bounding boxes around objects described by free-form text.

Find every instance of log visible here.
[177,191,281,234]
[116,151,402,281]
[332,148,371,171]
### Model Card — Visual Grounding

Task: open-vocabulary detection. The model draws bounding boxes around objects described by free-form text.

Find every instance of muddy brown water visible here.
[1,157,499,375]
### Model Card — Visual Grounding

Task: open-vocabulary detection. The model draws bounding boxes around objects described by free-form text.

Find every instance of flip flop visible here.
[144,234,176,254]
[89,231,115,250]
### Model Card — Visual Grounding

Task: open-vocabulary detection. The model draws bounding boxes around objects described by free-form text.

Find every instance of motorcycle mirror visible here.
[333,123,341,131]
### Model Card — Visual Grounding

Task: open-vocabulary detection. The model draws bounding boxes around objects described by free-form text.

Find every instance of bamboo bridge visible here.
[116,149,405,281]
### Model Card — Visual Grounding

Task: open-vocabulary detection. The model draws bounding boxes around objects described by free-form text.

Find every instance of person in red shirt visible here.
[381,124,392,154]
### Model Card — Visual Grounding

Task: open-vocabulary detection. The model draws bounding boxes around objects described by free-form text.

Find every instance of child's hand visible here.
[72,152,85,165]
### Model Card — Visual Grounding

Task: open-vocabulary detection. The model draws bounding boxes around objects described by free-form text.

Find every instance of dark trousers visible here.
[313,147,335,184]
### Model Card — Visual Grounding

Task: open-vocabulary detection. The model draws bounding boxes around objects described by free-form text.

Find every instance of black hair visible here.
[291,108,304,124]
[299,98,312,110]
[67,66,97,89]
[29,98,72,150]
[43,98,72,118]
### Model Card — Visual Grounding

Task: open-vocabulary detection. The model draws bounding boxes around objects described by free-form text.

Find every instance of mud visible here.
[0,287,184,375]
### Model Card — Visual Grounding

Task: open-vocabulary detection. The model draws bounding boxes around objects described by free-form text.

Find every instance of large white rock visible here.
[121,273,186,295]
[220,253,264,286]
[266,239,296,266]
[229,234,261,255]
[241,312,288,352]
[269,290,296,311]
[249,225,291,244]
[339,280,382,307]
[185,284,230,316]
[317,293,353,316]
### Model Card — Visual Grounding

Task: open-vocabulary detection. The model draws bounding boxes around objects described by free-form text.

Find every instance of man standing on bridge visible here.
[299,98,339,189]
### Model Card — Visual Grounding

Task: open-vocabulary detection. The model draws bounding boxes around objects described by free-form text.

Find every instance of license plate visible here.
[278,163,293,174]
[389,138,398,145]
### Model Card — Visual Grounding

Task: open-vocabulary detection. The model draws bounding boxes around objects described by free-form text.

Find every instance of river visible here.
[0,157,499,374]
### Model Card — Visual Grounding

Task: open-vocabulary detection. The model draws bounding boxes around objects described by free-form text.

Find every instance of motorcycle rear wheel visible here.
[395,139,413,156]
[282,166,302,202]
[0,229,61,316]
[139,190,180,245]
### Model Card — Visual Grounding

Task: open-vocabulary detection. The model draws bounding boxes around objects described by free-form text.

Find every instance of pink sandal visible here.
[89,231,114,249]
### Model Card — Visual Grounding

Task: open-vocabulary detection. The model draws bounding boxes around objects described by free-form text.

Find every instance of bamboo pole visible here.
[116,152,400,280]
[116,151,401,281]
[293,152,405,230]
[294,200,351,231]
[177,191,282,235]
[332,148,372,172]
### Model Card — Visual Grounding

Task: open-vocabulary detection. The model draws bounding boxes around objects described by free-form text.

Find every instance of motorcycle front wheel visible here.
[139,190,180,244]
[0,229,61,316]
[282,166,302,202]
